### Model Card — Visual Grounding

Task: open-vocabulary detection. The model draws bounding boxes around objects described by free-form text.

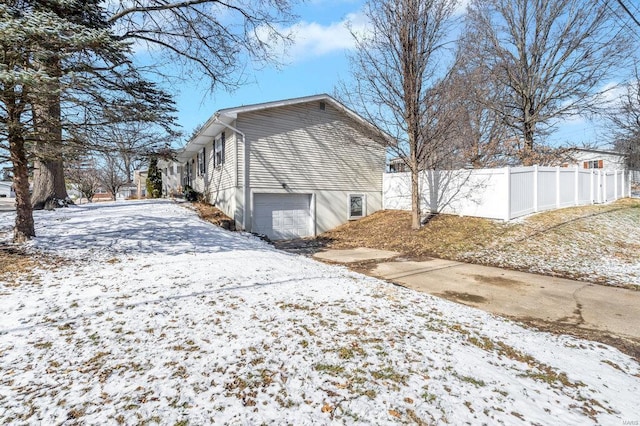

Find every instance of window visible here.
[348,194,366,219]
[197,147,206,176]
[583,160,603,169]
[183,162,191,186]
[214,132,225,167]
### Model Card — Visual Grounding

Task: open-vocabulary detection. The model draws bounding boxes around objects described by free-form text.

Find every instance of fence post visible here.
[625,170,629,197]
[533,165,539,212]
[574,165,579,206]
[602,170,607,203]
[590,169,594,204]
[504,166,511,221]
[614,170,618,200]
[556,166,561,208]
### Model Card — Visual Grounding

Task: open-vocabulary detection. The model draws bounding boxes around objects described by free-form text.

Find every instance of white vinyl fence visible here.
[384,166,631,221]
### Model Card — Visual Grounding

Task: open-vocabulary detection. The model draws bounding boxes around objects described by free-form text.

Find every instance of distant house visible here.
[133,170,148,199]
[566,148,638,185]
[0,181,13,198]
[162,94,390,240]
[388,157,409,173]
[567,148,627,171]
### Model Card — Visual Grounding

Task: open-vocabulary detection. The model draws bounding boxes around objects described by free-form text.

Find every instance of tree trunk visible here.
[521,100,535,166]
[9,132,35,243]
[4,80,35,242]
[411,165,421,229]
[31,54,70,210]
[410,144,421,230]
[31,157,70,210]
[522,120,535,166]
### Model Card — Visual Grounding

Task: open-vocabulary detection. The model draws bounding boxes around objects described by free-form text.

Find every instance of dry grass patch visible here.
[192,202,235,229]
[0,246,50,286]
[320,210,506,258]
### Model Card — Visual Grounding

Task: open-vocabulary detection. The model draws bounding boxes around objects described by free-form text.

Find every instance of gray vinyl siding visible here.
[237,102,385,192]
[233,129,244,189]
[314,190,382,234]
[190,131,238,205]
[207,131,236,195]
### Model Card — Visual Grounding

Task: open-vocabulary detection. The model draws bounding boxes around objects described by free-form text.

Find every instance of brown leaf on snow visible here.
[321,403,333,413]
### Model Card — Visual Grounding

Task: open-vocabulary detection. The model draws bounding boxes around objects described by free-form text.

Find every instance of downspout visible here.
[212,116,248,231]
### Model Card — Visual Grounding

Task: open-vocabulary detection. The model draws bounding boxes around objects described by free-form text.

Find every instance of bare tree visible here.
[29,0,296,215]
[107,0,294,92]
[66,161,101,203]
[440,52,512,168]
[98,155,128,201]
[464,0,631,164]
[608,69,640,173]
[342,0,459,229]
[72,122,175,184]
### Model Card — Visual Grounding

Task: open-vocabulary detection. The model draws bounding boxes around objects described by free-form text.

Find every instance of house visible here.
[388,157,409,173]
[566,148,639,185]
[162,94,389,240]
[567,148,626,171]
[133,169,148,199]
[0,181,14,198]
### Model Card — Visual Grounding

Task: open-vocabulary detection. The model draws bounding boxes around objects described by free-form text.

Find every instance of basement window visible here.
[348,194,365,220]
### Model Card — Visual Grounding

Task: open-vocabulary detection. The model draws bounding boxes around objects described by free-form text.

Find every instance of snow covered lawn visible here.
[0,200,638,424]
[461,200,640,287]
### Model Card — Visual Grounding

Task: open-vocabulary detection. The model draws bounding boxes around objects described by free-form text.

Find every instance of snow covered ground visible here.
[461,203,640,287]
[0,200,638,424]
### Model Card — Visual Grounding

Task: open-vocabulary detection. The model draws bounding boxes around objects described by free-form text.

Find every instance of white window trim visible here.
[347,193,366,220]
[214,133,225,168]
[197,147,206,176]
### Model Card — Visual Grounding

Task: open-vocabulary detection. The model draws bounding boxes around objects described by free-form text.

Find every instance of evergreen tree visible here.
[146,158,162,199]
[0,0,174,241]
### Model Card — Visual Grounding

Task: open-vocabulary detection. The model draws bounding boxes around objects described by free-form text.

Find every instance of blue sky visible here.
[157,0,366,144]
[138,0,613,149]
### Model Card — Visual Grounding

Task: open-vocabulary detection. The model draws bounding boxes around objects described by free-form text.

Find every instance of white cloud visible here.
[454,0,472,16]
[257,12,371,63]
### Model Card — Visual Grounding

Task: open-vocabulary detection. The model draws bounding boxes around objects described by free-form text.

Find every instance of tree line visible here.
[342,0,639,229]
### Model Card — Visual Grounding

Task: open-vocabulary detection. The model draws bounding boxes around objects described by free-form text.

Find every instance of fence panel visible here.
[382,165,627,222]
[606,172,616,201]
[577,170,592,204]
[509,168,535,219]
[617,171,625,197]
[558,168,576,208]
[383,172,412,210]
[537,167,557,211]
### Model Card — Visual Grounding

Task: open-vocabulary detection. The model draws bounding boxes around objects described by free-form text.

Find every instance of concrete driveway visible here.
[314,248,640,343]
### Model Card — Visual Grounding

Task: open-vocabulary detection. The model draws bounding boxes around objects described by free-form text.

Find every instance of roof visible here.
[568,147,626,157]
[176,94,393,162]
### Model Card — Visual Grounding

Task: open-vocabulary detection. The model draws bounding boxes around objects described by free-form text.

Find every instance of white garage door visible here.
[253,193,312,240]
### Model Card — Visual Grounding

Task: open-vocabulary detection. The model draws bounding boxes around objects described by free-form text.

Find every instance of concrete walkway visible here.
[313,248,640,341]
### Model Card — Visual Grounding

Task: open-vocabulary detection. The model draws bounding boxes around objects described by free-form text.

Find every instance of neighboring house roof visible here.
[176,94,393,162]
[568,147,626,157]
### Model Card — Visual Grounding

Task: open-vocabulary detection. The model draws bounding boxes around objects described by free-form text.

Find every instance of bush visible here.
[183,185,202,202]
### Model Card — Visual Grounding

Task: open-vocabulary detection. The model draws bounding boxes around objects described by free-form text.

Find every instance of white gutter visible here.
[212,116,249,231]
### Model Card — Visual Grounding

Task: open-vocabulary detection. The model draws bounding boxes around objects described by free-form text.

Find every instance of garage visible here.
[252,193,312,240]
